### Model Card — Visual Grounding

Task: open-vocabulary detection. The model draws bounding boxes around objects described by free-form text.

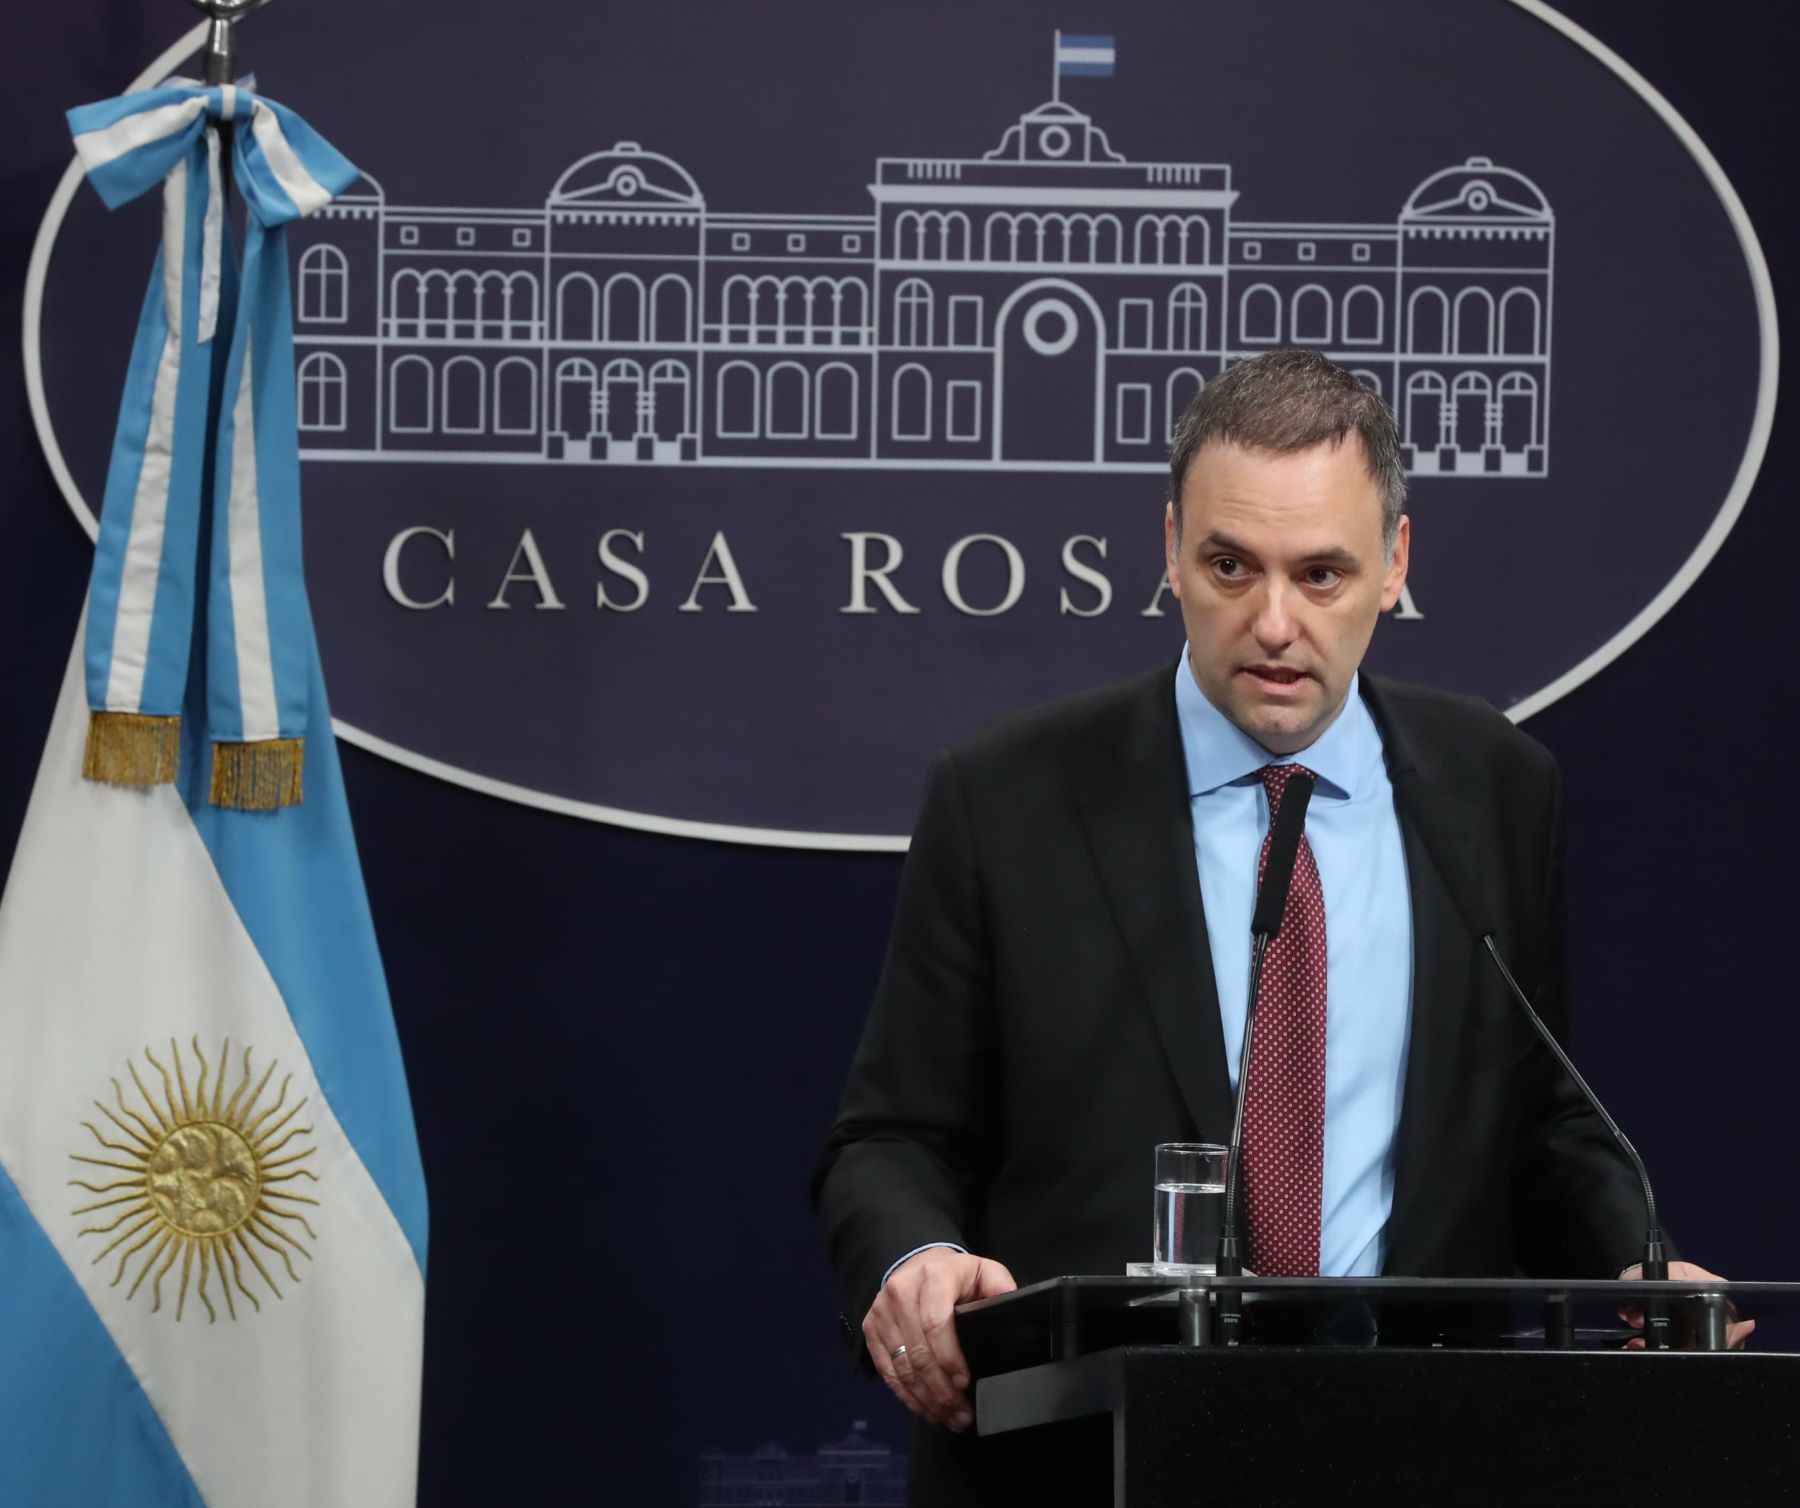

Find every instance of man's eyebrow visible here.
[1194,531,1256,558]
[1194,533,1363,570]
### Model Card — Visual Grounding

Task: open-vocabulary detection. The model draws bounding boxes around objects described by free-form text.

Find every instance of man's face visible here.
[1164,436,1410,755]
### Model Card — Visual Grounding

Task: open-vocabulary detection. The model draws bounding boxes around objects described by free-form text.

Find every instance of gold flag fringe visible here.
[82,711,180,787]
[209,738,304,810]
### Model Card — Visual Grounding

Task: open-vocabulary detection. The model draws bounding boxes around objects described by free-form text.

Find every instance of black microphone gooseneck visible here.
[1475,934,1672,1346]
[1214,768,1316,1346]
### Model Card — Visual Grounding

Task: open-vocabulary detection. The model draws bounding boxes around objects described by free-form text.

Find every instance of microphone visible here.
[1410,811,1674,1348]
[1474,934,1672,1347]
[1215,768,1316,1344]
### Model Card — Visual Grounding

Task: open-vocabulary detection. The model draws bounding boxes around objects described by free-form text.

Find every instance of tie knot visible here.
[1258,763,1316,818]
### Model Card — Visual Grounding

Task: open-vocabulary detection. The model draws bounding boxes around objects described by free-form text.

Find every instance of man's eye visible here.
[1212,557,1243,579]
[1305,567,1342,588]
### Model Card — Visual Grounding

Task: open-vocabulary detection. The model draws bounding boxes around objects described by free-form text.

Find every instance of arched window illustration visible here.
[1342,286,1384,345]
[1452,370,1493,450]
[835,279,869,344]
[1078,214,1123,263]
[553,357,598,436]
[1167,284,1208,353]
[1239,284,1281,343]
[649,359,691,440]
[895,210,926,261]
[751,277,783,341]
[1407,287,1449,354]
[388,355,434,434]
[715,361,761,438]
[891,364,932,441]
[441,356,486,434]
[296,352,347,431]
[389,269,425,337]
[1499,288,1542,356]
[448,271,482,340]
[1134,215,1209,266]
[1291,285,1332,345]
[765,361,809,439]
[603,274,645,344]
[556,273,599,342]
[1037,214,1071,263]
[815,363,860,440]
[1178,217,1210,264]
[777,278,810,344]
[1405,371,1448,450]
[651,276,692,344]
[722,277,755,344]
[493,357,538,435]
[899,210,969,261]
[894,279,933,347]
[501,272,539,338]
[298,245,348,324]
[983,212,1021,262]
[472,272,505,337]
[1454,288,1495,356]
[1166,368,1204,440]
[600,359,644,442]
[421,272,452,339]
[1010,213,1048,262]
[1498,371,1539,449]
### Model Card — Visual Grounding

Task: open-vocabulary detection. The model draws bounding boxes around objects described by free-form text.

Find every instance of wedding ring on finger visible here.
[891,1343,909,1361]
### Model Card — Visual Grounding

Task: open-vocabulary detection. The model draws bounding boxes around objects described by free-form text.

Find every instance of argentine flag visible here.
[0,85,426,1507]
[1056,32,1116,77]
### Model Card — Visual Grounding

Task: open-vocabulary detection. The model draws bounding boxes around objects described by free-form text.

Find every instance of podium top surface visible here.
[953,1275,1800,1373]
[958,1273,1800,1315]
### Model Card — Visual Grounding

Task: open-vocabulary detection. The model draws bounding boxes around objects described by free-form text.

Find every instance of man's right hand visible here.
[863,1247,1016,1432]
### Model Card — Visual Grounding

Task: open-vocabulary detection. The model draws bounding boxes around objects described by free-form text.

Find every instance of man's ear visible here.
[1378,514,1411,612]
[1163,501,1182,601]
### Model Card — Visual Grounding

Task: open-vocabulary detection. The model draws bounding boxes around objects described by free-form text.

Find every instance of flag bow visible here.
[68,83,356,809]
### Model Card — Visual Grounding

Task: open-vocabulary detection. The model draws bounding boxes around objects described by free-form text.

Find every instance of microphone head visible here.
[1250,768,1317,938]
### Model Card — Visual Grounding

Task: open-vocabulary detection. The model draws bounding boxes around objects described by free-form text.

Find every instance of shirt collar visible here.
[1172,655,1383,801]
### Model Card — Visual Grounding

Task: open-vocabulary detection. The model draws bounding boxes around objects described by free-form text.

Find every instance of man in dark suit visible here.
[812,350,1740,1506]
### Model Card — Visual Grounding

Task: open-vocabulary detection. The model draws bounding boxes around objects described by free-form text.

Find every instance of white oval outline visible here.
[1023,296,1080,355]
[23,3,1779,852]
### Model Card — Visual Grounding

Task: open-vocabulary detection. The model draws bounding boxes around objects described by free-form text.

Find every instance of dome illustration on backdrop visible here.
[548,144,705,210]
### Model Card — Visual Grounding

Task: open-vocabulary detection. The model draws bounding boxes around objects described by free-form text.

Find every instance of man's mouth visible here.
[1241,665,1311,691]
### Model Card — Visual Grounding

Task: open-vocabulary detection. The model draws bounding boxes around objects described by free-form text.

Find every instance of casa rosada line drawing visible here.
[290,72,1554,477]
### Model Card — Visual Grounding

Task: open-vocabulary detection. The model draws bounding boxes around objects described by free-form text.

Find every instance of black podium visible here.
[953,1276,1800,1506]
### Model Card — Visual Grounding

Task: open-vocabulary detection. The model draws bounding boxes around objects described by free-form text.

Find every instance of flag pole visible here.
[188,0,271,87]
[1052,29,1061,103]
[184,0,272,206]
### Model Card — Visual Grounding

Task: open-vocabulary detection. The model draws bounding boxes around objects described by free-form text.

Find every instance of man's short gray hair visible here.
[1168,349,1407,551]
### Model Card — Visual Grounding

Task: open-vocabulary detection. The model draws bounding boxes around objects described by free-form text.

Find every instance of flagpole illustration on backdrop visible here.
[0,78,428,1508]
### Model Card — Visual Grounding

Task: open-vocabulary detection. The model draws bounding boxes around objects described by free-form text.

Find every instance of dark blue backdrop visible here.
[3,4,1796,1504]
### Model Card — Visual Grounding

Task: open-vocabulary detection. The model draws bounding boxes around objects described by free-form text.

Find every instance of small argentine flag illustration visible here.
[1055,31,1116,77]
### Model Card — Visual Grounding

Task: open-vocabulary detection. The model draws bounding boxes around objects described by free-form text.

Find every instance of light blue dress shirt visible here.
[1175,659,1413,1277]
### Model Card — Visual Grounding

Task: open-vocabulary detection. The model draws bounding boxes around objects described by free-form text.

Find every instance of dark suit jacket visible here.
[812,666,1647,1505]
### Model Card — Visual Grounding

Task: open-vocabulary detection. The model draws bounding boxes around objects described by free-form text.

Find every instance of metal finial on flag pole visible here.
[186,0,273,88]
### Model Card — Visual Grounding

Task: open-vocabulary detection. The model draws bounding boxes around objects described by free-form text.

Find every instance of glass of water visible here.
[1152,1142,1230,1275]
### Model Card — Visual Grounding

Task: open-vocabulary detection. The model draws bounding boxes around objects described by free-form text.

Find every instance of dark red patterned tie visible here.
[1241,763,1327,1277]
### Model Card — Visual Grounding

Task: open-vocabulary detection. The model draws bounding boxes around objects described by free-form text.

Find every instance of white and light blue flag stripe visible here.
[0,84,425,1508]
[68,85,355,802]
[1056,32,1116,75]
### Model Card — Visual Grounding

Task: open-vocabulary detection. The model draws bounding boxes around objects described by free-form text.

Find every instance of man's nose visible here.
[1250,580,1299,652]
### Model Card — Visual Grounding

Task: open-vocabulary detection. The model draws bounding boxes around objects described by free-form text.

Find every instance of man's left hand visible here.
[1617,1260,1755,1350]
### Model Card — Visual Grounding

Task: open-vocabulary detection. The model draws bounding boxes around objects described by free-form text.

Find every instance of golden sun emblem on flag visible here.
[70,1038,320,1321]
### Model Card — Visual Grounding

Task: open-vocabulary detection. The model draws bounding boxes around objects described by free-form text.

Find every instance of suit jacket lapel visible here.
[1362,679,1483,1269]
[1076,665,1235,1143]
